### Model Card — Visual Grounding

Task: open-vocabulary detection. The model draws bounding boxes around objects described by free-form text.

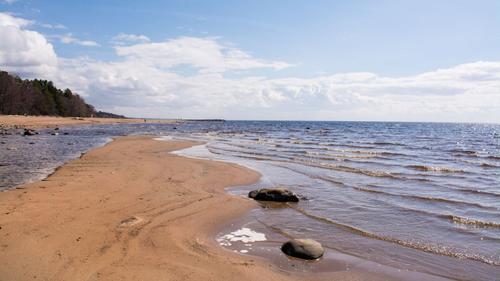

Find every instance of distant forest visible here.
[0,70,124,118]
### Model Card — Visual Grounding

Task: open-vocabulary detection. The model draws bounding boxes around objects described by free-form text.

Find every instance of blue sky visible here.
[1,0,500,121]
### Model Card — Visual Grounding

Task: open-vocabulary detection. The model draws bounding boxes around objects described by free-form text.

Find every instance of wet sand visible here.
[0,136,391,281]
[0,114,177,129]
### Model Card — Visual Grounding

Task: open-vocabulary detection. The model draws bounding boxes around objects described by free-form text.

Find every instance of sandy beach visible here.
[0,115,177,129]
[0,136,295,281]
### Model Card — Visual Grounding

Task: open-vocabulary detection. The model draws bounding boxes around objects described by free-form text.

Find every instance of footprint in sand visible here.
[118,216,145,228]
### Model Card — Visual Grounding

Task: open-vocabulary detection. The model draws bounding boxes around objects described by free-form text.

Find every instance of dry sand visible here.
[0,136,386,281]
[0,115,177,129]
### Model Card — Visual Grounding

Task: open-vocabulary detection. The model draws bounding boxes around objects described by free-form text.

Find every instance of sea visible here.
[1,121,499,280]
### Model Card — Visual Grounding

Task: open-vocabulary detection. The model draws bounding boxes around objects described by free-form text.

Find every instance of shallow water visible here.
[173,121,500,281]
[1,121,499,280]
[0,123,177,189]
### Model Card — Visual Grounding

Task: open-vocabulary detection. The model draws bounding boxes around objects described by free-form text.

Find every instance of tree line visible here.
[0,70,123,118]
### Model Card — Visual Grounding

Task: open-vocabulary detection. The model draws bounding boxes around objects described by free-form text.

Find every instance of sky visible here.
[1,0,500,122]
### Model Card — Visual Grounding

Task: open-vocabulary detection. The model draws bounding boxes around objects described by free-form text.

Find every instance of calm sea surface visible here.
[1,121,499,280]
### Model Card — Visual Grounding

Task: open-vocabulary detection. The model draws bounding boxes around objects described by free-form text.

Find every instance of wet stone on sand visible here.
[248,188,299,202]
[281,239,325,260]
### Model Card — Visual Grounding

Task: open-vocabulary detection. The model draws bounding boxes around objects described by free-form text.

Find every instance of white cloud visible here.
[0,12,499,122]
[40,22,67,29]
[51,33,100,47]
[111,33,150,45]
[54,57,500,122]
[0,12,57,76]
[114,36,292,73]
[1,0,19,4]
[0,12,32,27]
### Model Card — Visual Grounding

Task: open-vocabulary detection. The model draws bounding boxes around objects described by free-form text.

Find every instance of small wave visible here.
[317,176,497,210]
[450,149,477,155]
[282,149,309,154]
[207,148,275,162]
[372,141,405,146]
[378,203,500,229]
[324,143,376,150]
[379,151,409,157]
[309,163,400,179]
[400,194,496,210]
[446,187,500,198]
[208,145,293,161]
[325,149,409,158]
[277,160,433,183]
[480,162,499,168]
[406,165,465,173]
[381,190,493,209]
[442,215,500,228]
[291,140,319,145]
[454,152,500,161]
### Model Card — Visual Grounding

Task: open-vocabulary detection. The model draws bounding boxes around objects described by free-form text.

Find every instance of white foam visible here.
[216,227,267,246]
[154,136,173,141]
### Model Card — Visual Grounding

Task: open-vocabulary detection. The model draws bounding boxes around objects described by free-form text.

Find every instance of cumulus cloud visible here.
[0,12,57,76]
[114,36,292,73]
[54,56,500,122]
[111,33,150,45]
[1,12,499,122]
[0,12,32,27]
[51,33,100,46]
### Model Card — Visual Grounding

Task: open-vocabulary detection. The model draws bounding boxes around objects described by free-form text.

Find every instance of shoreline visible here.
[0,114,179,130]
[174,143,454,281]
[0,135,404,281]
[0,136,301,280]
[0,137,312,280]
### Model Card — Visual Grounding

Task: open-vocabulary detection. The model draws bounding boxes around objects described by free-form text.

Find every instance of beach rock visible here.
[23,128,36,136]
[248,188,299,202]
[281,239,324,260]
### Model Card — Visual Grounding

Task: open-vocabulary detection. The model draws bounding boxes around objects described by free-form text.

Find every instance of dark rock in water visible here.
[54,127,59,130]
[248,188,299,202]
[51,132,59,136]
[281,239,324,260]
[23,128,36,136]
